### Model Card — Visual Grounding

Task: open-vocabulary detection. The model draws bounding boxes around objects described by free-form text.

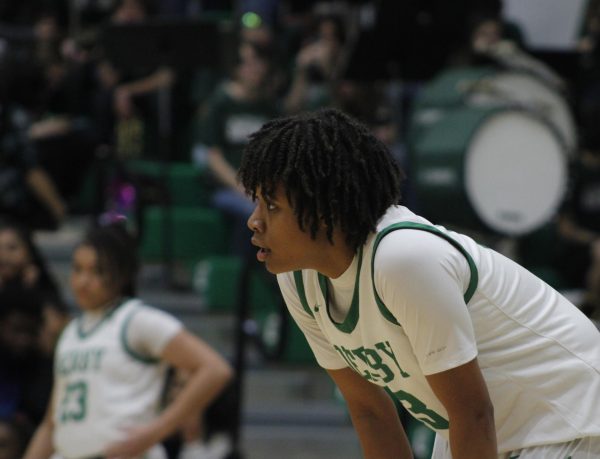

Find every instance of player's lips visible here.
[251,238,271,262]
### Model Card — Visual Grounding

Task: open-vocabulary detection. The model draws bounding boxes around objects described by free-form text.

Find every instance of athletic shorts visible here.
[432,435,600,458]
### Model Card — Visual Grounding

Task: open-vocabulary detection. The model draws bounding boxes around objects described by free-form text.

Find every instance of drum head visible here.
[465,110,567,236]
[468,71,576,154]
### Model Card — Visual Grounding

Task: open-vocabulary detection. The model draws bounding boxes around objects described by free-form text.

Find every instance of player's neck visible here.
[314,235,356,280]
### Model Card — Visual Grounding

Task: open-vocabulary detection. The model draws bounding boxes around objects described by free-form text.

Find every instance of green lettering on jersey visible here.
[375,341,410,377]
[76,352,89,372]
[334,345,360,373]
[393,389,449,430]
[91,349,105,370]
[333,342,410,384]
[57,349,105,376]
[333,342,448,431]
[353,347,395,383]
[59,381,88,423]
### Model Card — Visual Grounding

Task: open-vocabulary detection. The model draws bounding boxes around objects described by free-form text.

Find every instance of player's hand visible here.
[104,422,162,459]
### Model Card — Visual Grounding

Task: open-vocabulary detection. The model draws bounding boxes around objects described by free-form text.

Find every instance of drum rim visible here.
[469,68,576,154]
[463,106,569,236]
[416,65,576,155]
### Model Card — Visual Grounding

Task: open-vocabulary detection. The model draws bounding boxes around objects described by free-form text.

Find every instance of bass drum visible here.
[412,106,568,237]
[411,67,576,155]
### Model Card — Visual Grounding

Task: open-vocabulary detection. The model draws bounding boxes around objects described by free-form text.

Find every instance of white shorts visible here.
[432,435,600,459]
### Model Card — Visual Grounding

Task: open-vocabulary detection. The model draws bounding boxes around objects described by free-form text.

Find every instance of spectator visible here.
[577,0,600,125]
[0,286,53,427]
[451,10,563,90]
[0,416,33,459]
[26,39,101,203]
[283,13,346,114]
[0,109,67,230]
[195,40,279,257]
[94,0,176,160]
[0,218,61,297]
[0,218,69,361]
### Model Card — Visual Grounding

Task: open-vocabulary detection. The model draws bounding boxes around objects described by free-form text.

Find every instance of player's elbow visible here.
[474,401,495,429]
[451,400,496,435]
[216,358,234,386]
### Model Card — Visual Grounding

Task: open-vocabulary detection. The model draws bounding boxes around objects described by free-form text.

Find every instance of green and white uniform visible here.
[200,84,279,172]
[278,205,600,456]
[52,298,182,459]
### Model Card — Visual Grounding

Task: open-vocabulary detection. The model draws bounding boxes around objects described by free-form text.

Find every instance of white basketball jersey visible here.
[53,299,170,458]
[279,205,600,453]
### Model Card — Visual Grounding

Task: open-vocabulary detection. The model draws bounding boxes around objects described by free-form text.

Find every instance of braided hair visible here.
[238,108,404,250]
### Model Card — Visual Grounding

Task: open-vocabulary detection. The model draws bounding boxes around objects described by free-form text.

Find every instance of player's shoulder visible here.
[120,298,176,322]
[374,226,454,264]
[374,206,469,263]
[371,227,475,295]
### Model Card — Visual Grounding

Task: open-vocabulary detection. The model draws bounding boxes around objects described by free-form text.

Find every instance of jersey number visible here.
[59,381,88,423]
[393,389,449,430]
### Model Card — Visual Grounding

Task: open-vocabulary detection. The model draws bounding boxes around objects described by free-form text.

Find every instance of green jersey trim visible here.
[371,222,479,326]
[76,298,127,339]
[317,246,363,333]
[293,271,314,318]
[120,309,160,364]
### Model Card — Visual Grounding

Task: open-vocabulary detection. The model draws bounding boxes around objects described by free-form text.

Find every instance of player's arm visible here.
[557,211,599,246]
[23,390,56,459]
[154,330,233,436]
[104,329,233,457]
[207,146,245,193]
[328,367,413,459]
[375,230,497,457]
[426,358,497,459]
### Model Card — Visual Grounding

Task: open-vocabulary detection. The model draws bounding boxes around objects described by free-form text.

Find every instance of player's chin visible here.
[264,261,281,275]
[263,259,289,275]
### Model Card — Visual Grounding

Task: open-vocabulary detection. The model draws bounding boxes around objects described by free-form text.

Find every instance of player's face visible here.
[70,245,120,311]
[247,186,331,274]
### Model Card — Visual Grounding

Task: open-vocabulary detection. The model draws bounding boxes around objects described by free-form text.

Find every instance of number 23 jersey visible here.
[52,298,181,458]
[278,205,600,453]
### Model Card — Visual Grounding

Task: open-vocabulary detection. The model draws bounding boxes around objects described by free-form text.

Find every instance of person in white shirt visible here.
[24,224,233,459]
[238,108,600,459]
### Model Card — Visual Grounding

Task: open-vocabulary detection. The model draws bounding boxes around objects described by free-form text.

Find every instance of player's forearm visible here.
[26,168,67,223]
[350,409,414,459]
[207,147,242,192]
[23,418,55,459]
[119,67,174,96]
[154,359,233,439]
[283,72,309,115]
[448,410,497,459]
[558,215,599,245]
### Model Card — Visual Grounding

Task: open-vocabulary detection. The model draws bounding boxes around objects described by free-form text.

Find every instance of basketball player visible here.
[239,108,600,458]
[23,224,233,459]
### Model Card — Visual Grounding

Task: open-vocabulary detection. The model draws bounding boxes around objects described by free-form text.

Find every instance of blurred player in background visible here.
[24,224,232,459]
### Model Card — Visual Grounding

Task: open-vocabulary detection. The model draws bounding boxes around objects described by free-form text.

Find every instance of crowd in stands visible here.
[1,0,600,457]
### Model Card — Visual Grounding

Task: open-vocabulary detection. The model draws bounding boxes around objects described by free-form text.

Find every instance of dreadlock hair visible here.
[238,108,404,250]
[79,223,139,297]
